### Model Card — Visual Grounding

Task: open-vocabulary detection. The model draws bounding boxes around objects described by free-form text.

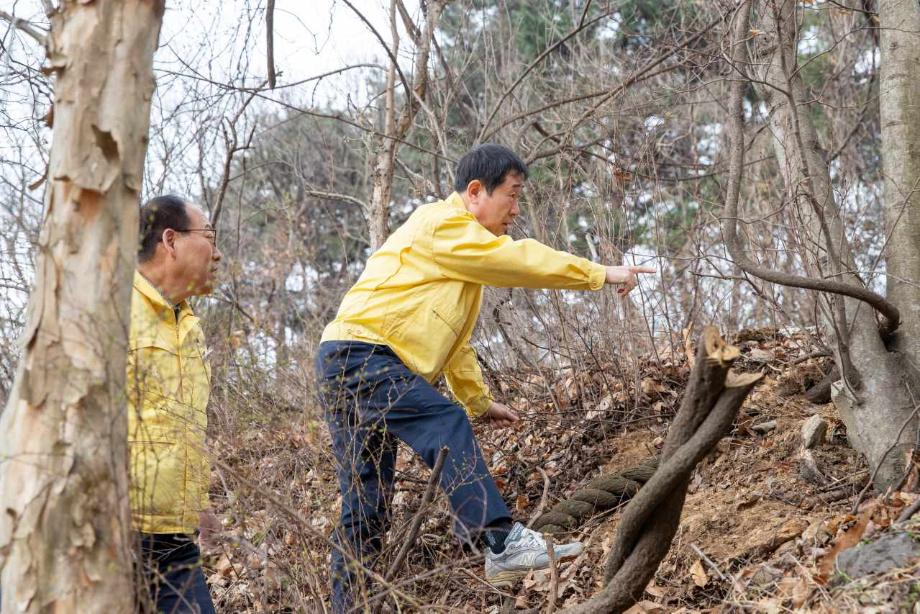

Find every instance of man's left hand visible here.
[483,401,519,428]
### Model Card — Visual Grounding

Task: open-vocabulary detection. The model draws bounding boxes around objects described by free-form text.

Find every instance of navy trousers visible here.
[316,341,511,612]
[139,533,215,614]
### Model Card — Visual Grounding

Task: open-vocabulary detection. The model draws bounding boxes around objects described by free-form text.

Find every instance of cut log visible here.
[560,327,762,614]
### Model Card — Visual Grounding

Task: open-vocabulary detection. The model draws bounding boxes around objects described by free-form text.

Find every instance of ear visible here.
[162,228,179,259]
[467,179,483,203]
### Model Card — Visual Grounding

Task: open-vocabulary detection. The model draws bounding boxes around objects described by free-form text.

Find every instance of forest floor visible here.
[204,328,920,613]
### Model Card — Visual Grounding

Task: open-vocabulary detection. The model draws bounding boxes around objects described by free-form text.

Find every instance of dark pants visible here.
[139,533,215,614]
[316,341,512,612]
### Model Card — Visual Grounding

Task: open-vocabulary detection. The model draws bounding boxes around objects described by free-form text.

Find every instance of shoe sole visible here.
[487,551,582,588]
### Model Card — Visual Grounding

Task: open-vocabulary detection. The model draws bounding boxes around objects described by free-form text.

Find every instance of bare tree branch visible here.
[720,0,900,336]
[266,0,276,89]
[341,0,412,101]
[0,10,48,46]
[476,1,610,142]
[302,189,367,209]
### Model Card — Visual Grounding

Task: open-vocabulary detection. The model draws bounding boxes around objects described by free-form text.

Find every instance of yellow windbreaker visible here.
[127,272,211,534]
[321,192,606,417]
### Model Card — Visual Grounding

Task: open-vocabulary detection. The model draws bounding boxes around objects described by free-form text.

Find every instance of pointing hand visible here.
[605,265,657,295]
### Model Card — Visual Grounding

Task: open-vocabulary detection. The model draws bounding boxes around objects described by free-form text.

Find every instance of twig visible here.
[460,567,515,597]
[690,543,726,581]
[0,10,47,45]
[341,0,412,99]
[209,457,411,609]
[527,466,551,528]
[546,534,559,614]
[210,87,261,226]
[373,447,448,614]
[792,350,832,365]
[896,495,920,524]
[384,446,448,580]
[476,1,609,142]
[560,529,594,583]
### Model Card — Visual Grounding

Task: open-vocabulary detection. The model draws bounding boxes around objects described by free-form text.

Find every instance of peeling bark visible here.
[0,2,164,612]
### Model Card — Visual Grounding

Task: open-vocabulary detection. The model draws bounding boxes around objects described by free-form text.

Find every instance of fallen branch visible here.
[546,533,559,614]
[528,466,552,528]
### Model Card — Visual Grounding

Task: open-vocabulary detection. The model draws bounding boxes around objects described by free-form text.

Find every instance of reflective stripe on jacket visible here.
[321,192,606,417]
[127,271,210,534]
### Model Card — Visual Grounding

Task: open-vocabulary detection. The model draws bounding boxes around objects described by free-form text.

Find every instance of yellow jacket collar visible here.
[133,271,191,317]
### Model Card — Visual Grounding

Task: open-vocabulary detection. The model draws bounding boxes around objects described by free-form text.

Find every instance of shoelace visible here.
[515,529,546,551]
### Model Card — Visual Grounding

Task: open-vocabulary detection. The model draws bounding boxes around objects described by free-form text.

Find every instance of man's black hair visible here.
[454,143,528,193]
[138,195,190,263]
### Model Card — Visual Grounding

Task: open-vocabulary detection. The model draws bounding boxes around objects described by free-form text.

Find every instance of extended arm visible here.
[432,211,654,292]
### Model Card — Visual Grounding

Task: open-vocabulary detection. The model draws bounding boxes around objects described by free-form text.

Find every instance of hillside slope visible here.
[205,329,920,612]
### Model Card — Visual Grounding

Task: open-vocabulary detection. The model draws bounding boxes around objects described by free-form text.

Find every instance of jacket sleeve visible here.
[444,343,494,418]
[431,211,607,290]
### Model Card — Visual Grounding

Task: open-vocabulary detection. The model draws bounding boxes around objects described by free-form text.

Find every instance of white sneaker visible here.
[484,522,584,587]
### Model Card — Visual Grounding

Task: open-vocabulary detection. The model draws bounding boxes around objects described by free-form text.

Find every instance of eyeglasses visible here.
[178,228,217,246]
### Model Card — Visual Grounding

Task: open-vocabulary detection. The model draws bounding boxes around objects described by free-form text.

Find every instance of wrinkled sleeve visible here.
[444,343,493,418]
[431,212,607,290]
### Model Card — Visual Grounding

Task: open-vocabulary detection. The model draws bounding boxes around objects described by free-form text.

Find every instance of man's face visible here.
[172,205,221,297]
[467,171,524,236]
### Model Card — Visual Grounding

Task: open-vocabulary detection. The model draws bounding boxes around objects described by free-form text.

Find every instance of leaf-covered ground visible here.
[203,329,920,612]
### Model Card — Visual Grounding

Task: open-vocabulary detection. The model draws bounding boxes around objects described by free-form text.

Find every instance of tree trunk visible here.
[366,0,443,250]
[753,0,917,489]
[880,0,920,367]
[368,0,399,251]
[0,2,164,612]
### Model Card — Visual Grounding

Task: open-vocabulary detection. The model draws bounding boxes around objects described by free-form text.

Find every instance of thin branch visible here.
[210,456,417,608]
[527,466,552,529]
[266,0,276,89]
[395,0,420,45]
[384,447,448,582]
[500,5,738,147]
[0,10,48,45]
[373,447,449,614]
[477,2,611,142]
[342,0,412,101]
[211,87,261,227]
[156,63,385,94]
[302,189,368,210]
[546,533,559,614]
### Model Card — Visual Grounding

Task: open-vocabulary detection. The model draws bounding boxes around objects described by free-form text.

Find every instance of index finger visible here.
[629,266,657,274]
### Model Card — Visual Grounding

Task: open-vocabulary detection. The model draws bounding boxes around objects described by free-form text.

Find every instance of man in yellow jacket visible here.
[129,194,222,613]
[316,144,655,609]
